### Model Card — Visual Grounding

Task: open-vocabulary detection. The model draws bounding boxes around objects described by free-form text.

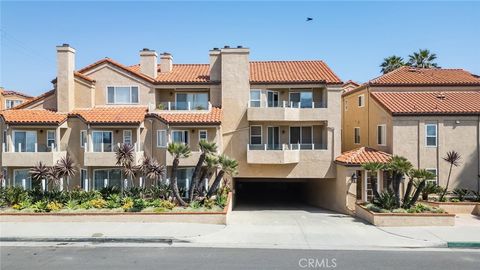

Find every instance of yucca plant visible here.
[189,140,217,202]
[140,154,166,187]
[207,155,238,198]
[440,151,461,201]
[29,162,50,190]
[167,142,191,206]
[373,190,397,210]
[54,153,77,191]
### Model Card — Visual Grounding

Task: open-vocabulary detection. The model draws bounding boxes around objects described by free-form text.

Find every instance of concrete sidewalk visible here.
[1,211,479,250]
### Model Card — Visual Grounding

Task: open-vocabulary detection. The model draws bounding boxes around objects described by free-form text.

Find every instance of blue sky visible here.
[1,1,479,96]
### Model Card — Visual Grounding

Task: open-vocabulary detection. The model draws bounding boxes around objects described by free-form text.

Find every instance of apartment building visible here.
[0,44,343,207]
[0,88,32,110]
[340,67,480,208]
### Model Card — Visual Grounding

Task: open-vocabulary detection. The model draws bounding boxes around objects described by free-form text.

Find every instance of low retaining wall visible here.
[424,201,479,215]
[0,193,233,225]
[355,204,455,227]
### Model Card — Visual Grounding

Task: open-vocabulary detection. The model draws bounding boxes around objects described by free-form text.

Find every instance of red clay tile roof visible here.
[372,91,480,115]
[79,58,156,83]
[250,61,342,84]
[13,90,55,109]
[335,147,392,166]
[0,109,67,125]
[148,107,222,125]
[1,89,33,99]
[71,107,148,124]
[369,66,480,86]
[74,72,95,83]
[98,60,342,85]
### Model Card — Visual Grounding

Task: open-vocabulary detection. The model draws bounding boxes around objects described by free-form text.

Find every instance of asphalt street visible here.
[1,245,479,270]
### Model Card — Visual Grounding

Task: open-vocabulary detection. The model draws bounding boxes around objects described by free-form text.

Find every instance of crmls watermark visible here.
[298,258,337,269]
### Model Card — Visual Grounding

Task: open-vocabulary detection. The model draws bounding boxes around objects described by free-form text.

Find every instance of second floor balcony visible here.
[155,101,212,112]
[246,143,327,164]
[2,142,66,167]
[83,142,144,167]
[247,100,328,121]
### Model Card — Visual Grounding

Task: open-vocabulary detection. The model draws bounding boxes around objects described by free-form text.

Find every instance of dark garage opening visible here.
[234,180,308,210]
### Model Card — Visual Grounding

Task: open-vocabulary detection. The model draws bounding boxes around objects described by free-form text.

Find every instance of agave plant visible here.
[54,153,77,191]
[207,155,238,198]
[115,143,135,167]
[167,142,191,206]
[440,151,461,201]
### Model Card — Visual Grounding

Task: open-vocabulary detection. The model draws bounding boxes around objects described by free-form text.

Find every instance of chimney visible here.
[139,48,158,78]
[209,48,221,82]
[160,52,173,73]
[56,44,75,113]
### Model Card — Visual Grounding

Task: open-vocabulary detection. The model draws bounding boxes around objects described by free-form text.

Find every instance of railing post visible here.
[101,142,104,153]
[139,177,143,188]
[2,143,5,153]
[104,178,108,188]
[51,143,55,152]
[312,143,315,150]
[84,178,89,191]
[124,179,128,190]
[264,144,267,151]
[247,144,249,151]
[42,179,46,192]
[297,143,300,150]
[84,143,88,152]
[18,143,22,153]
[188,102,191,110]
[35,143,38,152]
[60,177,64,191]
[168,101,171,110]
[283,100,286,108]
[312,101,315,108]
[22,179,26,190]
[298,102,301,108]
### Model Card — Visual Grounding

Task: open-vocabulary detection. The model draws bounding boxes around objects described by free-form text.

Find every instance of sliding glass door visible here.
[94,169,122,190]
[13,131,37,152]
[267,126,280,150]
[289,126,313,149]
[92,131,113,152]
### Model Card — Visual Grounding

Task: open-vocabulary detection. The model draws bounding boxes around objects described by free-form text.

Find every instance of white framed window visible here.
[92,131,113,152]
[358,94,365,107]
[250,126,262,145]
[123,130,132,145]
[377,124,386,146]
[5,99,23,109]
[426,168,438,185]
[93,168,122,190]
[199,130,208,142]
[172,130,189,145]
[80,130,87,148]
[250,90,261,107]
[46,130,56,149]
[157,130,167,148]
[13,130,37,152]
[266,90,279,107]
[107,86,139,104]
[354,127,361,144]
[425,124,437,147]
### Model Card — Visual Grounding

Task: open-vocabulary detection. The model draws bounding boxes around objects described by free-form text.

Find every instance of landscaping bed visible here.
[355,203,455,226]
[424,201,479,215]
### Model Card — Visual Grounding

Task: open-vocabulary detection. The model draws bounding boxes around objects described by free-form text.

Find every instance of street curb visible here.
[0,237,190,244]
[447,242,480,248]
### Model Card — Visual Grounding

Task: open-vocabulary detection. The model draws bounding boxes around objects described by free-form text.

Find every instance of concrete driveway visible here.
[185,203,445,249]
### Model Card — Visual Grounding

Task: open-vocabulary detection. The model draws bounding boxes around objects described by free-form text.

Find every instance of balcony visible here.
[84,143,144,167]
[165,151,202,167]
[247,101,328,121]
[154,101,212,112]
[1,143,66,167]
[246,143,327,164]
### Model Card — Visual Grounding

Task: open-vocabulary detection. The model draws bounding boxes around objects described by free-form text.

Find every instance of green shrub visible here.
[122,197,134,211]
[365,203,381,213]
[131,198,147,211]
[88,198,107,209]
[472,191,480,202]
[5,187,29,206]
[203,198,215,209]
[215,192,228,208]
[450,198,460,203]
[65,200,79,210]
[436,187,447,202]
[158,200,175,210]
[123,187,144,199]
[106,194,121,209]
[32,200,49,213]
[452,188,470,201]
[373,190,396,210]
[99,186,121,200]
[47,201,63,212]
[146,184,170,200]
[392,208,407,213]
[190,200,202,209]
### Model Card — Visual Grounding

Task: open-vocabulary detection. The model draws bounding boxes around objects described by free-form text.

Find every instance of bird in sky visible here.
[306,17,313,21]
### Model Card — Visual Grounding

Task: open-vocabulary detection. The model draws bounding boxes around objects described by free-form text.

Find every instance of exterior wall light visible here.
[351,172,358,183]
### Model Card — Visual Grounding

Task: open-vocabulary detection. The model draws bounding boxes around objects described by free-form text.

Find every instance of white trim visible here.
[198,130,208,142]
[91,130,113,152]
[425,123,438,147]
[358,94,365,108]
[249,89,261,107]
[377,124,387,146]
[123,130,132,145]
[106,85,139,105]
[46,130,56,149]
[249,125,262,145]
[5,99,23,109]
[354,127,361,145]
[80,130,87,148]
[266,90,279,108]
[157,130,167,148]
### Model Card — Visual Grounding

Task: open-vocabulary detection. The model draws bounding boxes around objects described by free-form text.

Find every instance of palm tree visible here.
[440,151,461,201]
[29,162,49,190]
[189,141,218,202]
[54,153,77,191]
[407,49,439,68]
[167,142,191,206]
[197,154,219,197]
[405,169,436,208]
[115,143,137,187]
[140,154,166,187]
[207,155,238,198]
[361,162,384,200]
[380,55,405,74]
[385,156,413,207]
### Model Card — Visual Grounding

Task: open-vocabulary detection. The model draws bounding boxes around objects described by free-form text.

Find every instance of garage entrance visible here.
[234,178,308,210]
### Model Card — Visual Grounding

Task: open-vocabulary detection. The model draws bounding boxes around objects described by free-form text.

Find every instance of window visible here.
[250,90,261,107]
[14,169,31,189]
[80,130,87,148]
[107,86,139,104]
[266,91,279,107]
[250,126,262,145]
[175,167,194,198]
[47,130,56,149]
[176,93,208,110]
[426,169,438,185]
[377,125,386,146]
[289,126,313,149]
[290,91,313,108]
[13,131,37,152]
[425,124,437,147]
[92,131,113,152]
[199,130,208,142]
[157,130,167,147]
[172,130,189,144]
[80,169,88,190]
[5,99,23,109]
[123,130,132,145]
[93,169,122,190]
[354,127,360,144]
[358,94,365,107]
